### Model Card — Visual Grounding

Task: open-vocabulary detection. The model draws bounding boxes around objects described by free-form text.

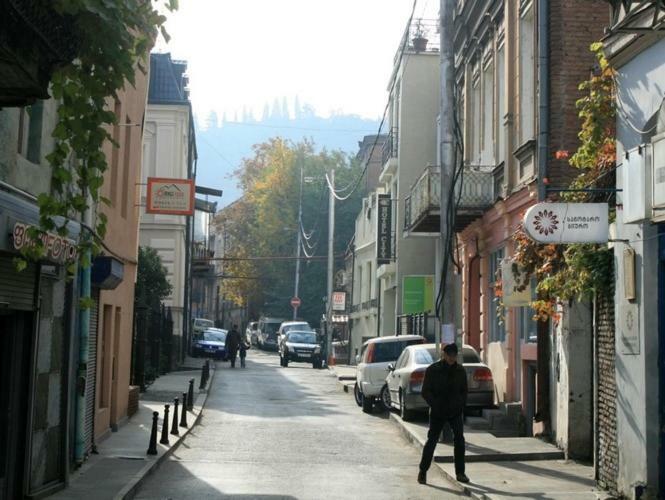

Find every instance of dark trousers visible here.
[228,349,238,367]
[419,412,465,474]
[239,352,246,368]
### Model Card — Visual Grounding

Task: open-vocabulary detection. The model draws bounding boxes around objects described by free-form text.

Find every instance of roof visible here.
[148,53,189,104]
[363,335,424,345]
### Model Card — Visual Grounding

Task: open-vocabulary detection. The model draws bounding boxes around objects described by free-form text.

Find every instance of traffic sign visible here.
[290,297,301,308]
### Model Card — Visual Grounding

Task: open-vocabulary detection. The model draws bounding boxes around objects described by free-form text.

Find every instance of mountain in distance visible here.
[194,98,381,207]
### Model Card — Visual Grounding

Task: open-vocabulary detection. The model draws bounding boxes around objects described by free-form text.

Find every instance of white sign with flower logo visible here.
[524,203,609,244]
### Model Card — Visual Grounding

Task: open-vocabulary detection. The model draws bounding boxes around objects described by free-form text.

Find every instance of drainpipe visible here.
[537,0,549,202]
[75,205,93,464]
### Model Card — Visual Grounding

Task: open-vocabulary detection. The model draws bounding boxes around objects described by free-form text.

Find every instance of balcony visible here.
[404,164,494,233]
[380,127,399,179]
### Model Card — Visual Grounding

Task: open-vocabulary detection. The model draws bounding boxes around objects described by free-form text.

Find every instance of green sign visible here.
[402,275,434,314]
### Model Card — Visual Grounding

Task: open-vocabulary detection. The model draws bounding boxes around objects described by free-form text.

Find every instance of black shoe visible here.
[417,470,426,484]
[456,473,470,483]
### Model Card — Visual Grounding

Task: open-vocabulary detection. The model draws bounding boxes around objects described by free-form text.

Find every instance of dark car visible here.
[278,330,322,369]
[193,328,228,359]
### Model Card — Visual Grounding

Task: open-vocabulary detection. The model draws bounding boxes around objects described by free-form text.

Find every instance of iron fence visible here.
[132,302,175,391]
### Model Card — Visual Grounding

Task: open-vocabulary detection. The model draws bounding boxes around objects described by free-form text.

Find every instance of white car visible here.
[192,318,214,337]
[277,321,313,342]
[354,335,425,413]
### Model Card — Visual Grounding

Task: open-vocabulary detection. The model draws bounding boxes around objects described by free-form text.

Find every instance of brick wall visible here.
[596,283,618,494]
[547,0,609,190]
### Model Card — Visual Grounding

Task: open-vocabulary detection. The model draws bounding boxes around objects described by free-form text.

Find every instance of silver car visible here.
[384,343,494,421]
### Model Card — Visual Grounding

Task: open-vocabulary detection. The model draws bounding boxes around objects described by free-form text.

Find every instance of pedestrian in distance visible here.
[418,342,469,485]
[226,324,242,368]
[239,337,249,368]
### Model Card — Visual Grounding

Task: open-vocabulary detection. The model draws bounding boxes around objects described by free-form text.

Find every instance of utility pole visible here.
[325,169,335,365]
[438,0,457,355]
[293,161,304,320]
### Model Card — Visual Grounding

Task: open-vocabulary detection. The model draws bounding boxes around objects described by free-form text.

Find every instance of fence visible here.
[132,303,175,391]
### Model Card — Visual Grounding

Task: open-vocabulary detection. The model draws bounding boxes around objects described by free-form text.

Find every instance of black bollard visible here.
[179,392,188,427]
[187,379,195,411]
[203,360,210,385]
[160,404,170,445]
[170,397,180,436]
[147,411,159,455]
[199,363,206,390]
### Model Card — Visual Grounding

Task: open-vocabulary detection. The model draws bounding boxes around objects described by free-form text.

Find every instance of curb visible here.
[115,363,218,500]
[388,413,480,498]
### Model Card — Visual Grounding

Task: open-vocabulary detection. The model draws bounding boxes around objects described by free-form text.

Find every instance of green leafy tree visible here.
[135,246,172,309]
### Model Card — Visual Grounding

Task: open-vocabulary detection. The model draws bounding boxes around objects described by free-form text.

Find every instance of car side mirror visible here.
[387,363,395,372]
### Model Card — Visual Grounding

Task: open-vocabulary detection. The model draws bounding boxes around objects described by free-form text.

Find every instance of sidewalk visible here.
[49,357,216,500]
[328,363,356,393]
[390,413,611,500]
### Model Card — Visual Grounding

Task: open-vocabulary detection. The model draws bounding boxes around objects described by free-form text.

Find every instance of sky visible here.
[155,0,439,124]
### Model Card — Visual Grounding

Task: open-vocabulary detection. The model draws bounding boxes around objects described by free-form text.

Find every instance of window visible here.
[468,62,482,164]
[519,281,537,342]
[496,40,506,164]
[488,249,506,342]
[519,3,536,144]
[481,49,494,165]
[121,115,132,218]
[462,347,481,364]
[356,266,363,304]
[396,350,409,369]
[367,262,372,300]
[110,100,121,206]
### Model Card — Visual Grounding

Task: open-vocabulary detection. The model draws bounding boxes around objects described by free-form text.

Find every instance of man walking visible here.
[226,324,242,368]
[418,343,469,485]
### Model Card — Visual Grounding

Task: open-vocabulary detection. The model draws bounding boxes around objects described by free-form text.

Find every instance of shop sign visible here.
[146,177,195,215]
[524,203,609,244]
[402,275,434,314]
[501,259,532,307]
[12,222,78,262]
[332,291,346,311]
[376,194,393,265]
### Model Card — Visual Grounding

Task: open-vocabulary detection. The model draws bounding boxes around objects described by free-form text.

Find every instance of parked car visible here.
[257,316,284,350]
[278,330,322,369]
[277,321,313,342]
[354,335,425,413]
[192,318,214,337]
[384,343,494,420]
[192,328,228,359]
[246,321,259,345]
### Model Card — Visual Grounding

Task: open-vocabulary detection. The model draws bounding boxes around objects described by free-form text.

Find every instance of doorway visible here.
[658,228,665,497]
[0,311,33,500]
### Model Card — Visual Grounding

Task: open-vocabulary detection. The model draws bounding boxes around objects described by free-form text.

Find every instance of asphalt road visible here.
[134,350,463,500]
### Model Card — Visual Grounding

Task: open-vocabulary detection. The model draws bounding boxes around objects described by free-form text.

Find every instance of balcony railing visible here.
[381,127,398,167]
[404,164,495,233]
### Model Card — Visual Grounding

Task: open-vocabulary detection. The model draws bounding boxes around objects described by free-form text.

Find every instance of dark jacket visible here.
[226,329,242,353]
[421,360,468,418]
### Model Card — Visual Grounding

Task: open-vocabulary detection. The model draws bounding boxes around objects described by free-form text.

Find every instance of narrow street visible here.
[134,351,463,499]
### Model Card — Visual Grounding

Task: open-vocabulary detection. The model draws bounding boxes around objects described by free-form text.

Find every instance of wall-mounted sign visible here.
[332,291,346,311]
[146,177,195,215]
[402,275,434,314]
[377,194,393,265]
[12,222,78,263]
[524,203,609,244]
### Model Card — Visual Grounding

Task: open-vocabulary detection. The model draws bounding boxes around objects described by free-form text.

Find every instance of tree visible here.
[135,247,172,309]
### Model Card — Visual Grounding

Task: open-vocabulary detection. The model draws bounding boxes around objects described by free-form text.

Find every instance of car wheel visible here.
[378,385,391,412]
[353,383,363,407]
[400,392,414,421]
[362,394,373,414]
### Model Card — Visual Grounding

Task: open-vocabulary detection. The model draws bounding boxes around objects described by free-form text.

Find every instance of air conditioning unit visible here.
[651,132,665,221]
[622,144,651,224]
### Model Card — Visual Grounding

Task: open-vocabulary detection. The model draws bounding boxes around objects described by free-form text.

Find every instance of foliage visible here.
[135,246,172,309]
[219,138,362,325]
[510,43,616,321]
[20,0,176,268]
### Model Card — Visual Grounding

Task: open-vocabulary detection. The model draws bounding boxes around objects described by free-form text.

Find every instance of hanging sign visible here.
[331,291,346,311]
[524,203,609,244]
[376,194,393,265]
[500,259,532,307]
[146,177,195,215]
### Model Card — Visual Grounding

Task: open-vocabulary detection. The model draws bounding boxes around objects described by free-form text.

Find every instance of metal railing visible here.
[381,127,398,166]
[394,18,441,64]
[396,313,435,341]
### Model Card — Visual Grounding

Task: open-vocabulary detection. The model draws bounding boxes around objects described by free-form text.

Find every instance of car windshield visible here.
[203,331,226,342]
[287,332,317,344]
[373,339,423,363]
[285,323,311,333]
[413,347,440,365]
[462,348,481,364]
[264,323,280,334]
[195,319,214,328]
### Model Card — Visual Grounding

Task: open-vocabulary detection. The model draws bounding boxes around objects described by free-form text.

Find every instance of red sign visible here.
[12,222,78,263]
[146,177,195,215]
[290,297,301,308]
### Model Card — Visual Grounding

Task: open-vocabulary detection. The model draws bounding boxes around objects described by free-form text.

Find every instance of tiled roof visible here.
[148,52,189,104]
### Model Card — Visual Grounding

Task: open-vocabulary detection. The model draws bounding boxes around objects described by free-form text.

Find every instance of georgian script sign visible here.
[524,203,609,244]
[146,177,195,215]
[12,222,78,262]
[376,194,393,265]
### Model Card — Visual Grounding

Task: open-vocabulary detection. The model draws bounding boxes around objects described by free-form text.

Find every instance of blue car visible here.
[193,328,228,359]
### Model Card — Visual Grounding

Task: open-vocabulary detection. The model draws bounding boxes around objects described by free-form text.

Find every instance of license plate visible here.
[298,352,311,357]
[206,348,216,352]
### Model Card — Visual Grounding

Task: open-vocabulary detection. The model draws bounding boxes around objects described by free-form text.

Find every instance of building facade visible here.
[139,53,197,362]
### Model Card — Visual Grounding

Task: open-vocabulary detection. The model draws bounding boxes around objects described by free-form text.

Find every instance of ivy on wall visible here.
[510,43,616,322]
[18,0,177,271]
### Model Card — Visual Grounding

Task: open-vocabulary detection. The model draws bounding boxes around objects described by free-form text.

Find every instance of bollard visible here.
[187,379,195,411]
[203,360,210,385]
[199,363,206,390]
[170,397,180,436]
[179,392,188,427]
[147,411,159,455]
[160,404,170,445]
